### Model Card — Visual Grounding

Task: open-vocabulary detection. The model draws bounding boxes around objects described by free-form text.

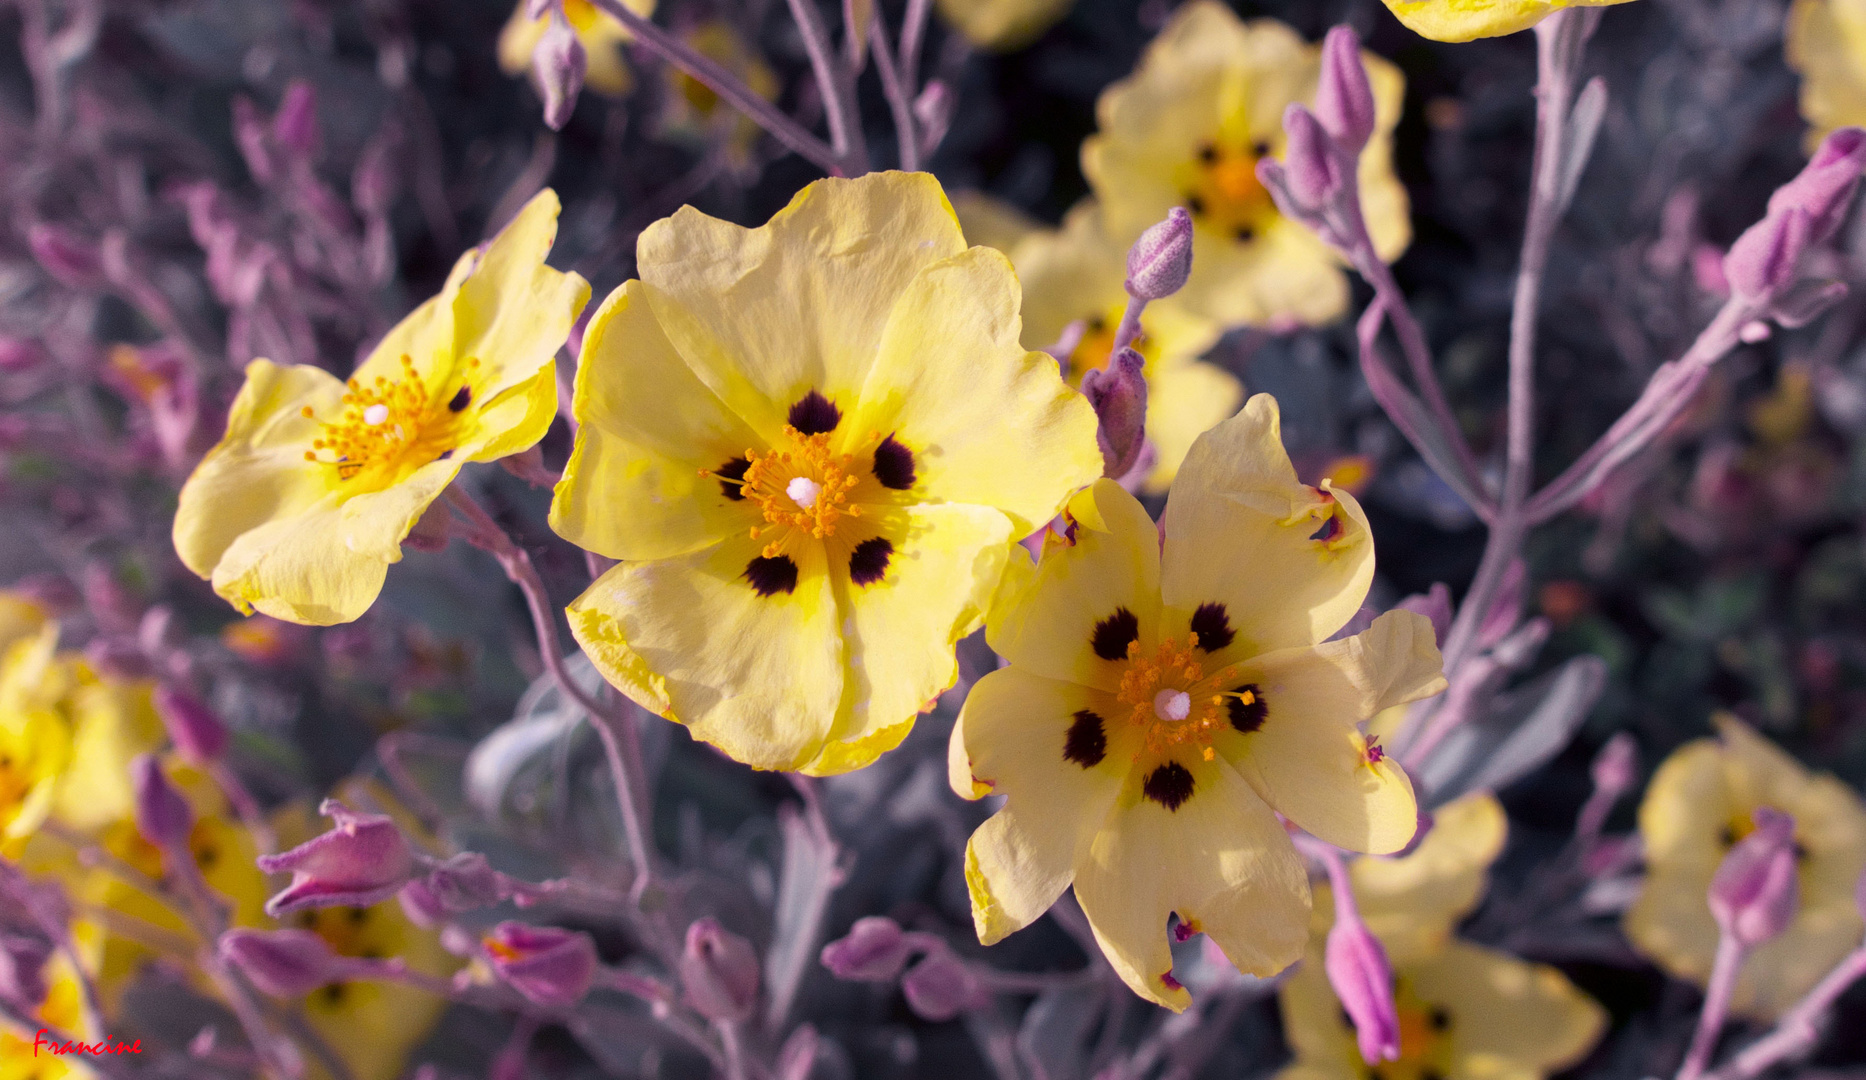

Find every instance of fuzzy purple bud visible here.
[1281,104,1344,209]
[1315,26,1376,153]
[1767,127,1866,245]
[483,922,598,1008]
[28,224,104,287]
[1708,807,1800,948]
[0,339,44,374]
[1325,890,1399,1064]
[680,918,761,1023]
[821,916,917,982]
[1125,207,1193,301]
[153,685,228,764]
[534,11,587,132]
[421,852,515,913]
[1589,732,1638,801]
[1080,347,1149,479]
[272,82,319,159]
[900,948,987,1022]
[132,755,193,854]
[256,800,417,917]
[219,929,348,997]
[1725,208,1811,300]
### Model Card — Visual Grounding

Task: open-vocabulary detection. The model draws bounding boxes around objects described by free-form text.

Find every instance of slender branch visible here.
[1706,944,1866,1080]
[719,1019,749,1080]
[1677,932,1747,1080]
[899,0,933,89]
[581,0,843,174]
[869,16,919,171]
[785,0,869,173]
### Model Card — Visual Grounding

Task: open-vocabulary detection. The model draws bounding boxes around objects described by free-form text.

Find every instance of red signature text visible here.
[32,1029,143,1056]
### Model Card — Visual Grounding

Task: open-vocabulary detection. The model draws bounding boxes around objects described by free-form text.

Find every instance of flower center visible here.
[716,425,878,557]
[787,476,822,509]
[1153,689,1191,722]
[1116,636,1249,761]
[1373,989,1455,1080]
[1183,140,1276,243]
[302,355,476,481]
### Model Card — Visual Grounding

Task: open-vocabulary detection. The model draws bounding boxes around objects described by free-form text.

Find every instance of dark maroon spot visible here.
[1185,194,1206,217]
[1161,971,1184,991]
[1189,603,1234,652]
[1718,825,1737,848]
[1086,314,1107,333]
[1429,1007,1451,1032]
[1234,226,1254,243]
[1310,515,1343,542]
[448,385,472,412]
[788,390,841,435]
[873,435,916,490]
[1421,1071,1445,1080]
[1197,143,1218,165]
[1171,917,1197,943]
[437,449,454,461]
[743,555,799,596]
[715,457,751,501]
[1063,710,1106,768]
[1092,608,1140,661]
[849,537,892,586]
[1143,763,1194,811]
[1251,140,1270,157]
[1227,684,1266,734]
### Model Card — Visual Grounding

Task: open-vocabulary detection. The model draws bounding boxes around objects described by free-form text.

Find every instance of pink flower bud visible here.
[84,637,151,682]
[1708,807,1800,948]
[219,929,348,997]
[913,81,953,156]
[483,922,598,1008]
[272,81,319,159]
[680,918,761,1023]
[421,852,515,913]
[534,11,586,132]
[132,755,193,855]
[1080,347,1149,479]
[1589,732,1638,801]
[900,947,986,1022]
[1281,104,1344,209]
[0,338,44,374]
[28,224,104,287]
[1768,127,1866,245]
[1725,208,1811,299]
[1124,207,1193,301]
[397,878,447,929]
[1324,889,1399,1064]
[256,800,417,917]
[821,916,916,982]
[0,909,54,1009]
[232,97,275,183]
[1315,26,1376,153]
[154,685,228,764]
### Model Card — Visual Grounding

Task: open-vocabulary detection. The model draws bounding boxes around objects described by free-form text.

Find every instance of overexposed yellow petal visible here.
[1379,0,1638,42]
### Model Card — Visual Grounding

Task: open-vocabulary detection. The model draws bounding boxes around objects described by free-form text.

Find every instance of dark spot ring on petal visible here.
[788,390,841,435]
[1063,710,1106,768]
[1092,608,1140,661]
[1189,603,1234,652]
[849,537,892,585]
[873,434,916,490]
[1226,684,1266,734]
[743,555,799,596]
[1143,763,1194,810]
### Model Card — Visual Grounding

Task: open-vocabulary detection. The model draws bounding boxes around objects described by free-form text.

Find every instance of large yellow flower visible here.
[174,190,589,626]
[1378,0,1637,42]
[1011,202,1241,493]
[1788,0,1866,148]
[552,172,1102,776]
[949,396,1444,1009]
[498,0,656,97]
[1082,4,1410,329]
[1626,716,1866,1020]
[936,0,1074,50]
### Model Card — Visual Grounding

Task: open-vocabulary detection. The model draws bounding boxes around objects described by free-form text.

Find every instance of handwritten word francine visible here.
[32,1029,143,1056]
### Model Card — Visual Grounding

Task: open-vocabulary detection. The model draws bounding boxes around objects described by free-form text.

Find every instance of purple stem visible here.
[1706,944,1866,1080]
[1677,932,1747,1080]
[869,16,919,171]
[899,0,933,89]
[784,0,869,173]
[1110,295,1148,355]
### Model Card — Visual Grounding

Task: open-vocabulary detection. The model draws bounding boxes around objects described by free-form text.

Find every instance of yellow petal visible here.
[987,479,1162,694]
[1787,0,1866,148]
[51,679,163,832]
[567,535,844,772]
[1161,395,1376,652]
[1353,791,1507,961]
[635,173,967,440]
[1141,359,1243,494]
[1379,0,1638,42]
[847,245,1103,533]
[1075,757,1310,1009]
[0,592,46,657]
[1407,941,1606,1074]
[934,0,1075,50]
[450,189,591,405]
[1219,611,1440,854]
[551,279,767,561]
[956,668,1132,942]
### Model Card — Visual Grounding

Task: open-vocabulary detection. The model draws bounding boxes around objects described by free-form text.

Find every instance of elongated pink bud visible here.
[256,800,416,916]
[1708,807,1799,948]
[900,947,986,1021]
[1725,208,1811,299]
[154,685,228,764]
[534,10,586,131]
[483,922,598,1008]
[132,755,193,855]
[1125,207,1193,300]
[1324,882,1399,1064]
[1282,104,1344,209]
[1081,347,1149,479]
[1767,127,1866,245]
[821,916,916,982]
[28,224,103,287]
[680,918,761,1022]
[220,929,348,997]
[272,81,319,160]
[1316,26,1376,153]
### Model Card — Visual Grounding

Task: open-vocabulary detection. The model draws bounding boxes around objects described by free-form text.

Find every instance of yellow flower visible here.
[0,616,73,849]
[497,0,655,97]
[173,190,589,626]
[1351,791,1507,962]
[1011,202,1241,492]
[1378,0,1637,42]
[552,172,1103,775]
[659,21,779,173]
[1082,3,1410,329]
[0,955,100,1080]
[1787,0,1866,148]
[949,395,1445,1009]
[936,0,1074,50]
[1626,715,1866,1019]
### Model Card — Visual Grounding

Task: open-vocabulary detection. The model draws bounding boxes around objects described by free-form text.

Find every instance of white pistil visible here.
[362,403,390,426]
[1153,689,1191,723]
[786,476,822,510]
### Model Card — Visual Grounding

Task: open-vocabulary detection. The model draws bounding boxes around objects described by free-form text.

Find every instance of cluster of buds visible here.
[819,916,987,1022]
[1082,206,1193,482]
[1254,26,1376,251]
[1723,128,1866,332]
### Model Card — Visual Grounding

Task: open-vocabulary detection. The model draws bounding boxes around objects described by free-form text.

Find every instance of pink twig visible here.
[1707,944,1866,1080]
[1677,932,1747,1080]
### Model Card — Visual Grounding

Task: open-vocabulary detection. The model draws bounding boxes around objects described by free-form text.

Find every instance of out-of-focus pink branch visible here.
[1706,942,1866,1080]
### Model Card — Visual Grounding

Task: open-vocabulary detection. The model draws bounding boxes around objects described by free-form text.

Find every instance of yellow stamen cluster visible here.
[300,356,477,480]
[706,426,875,557]
[1115,635,1247,761]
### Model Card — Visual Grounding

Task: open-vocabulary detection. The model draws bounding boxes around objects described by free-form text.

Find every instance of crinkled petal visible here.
[635,173,967,440]
[551,280,765,561]
[848,246,1102,532]
[1161,395,1375,653]
[567,536,844,772]
[987,480,1162,694]
[449,189,591,405]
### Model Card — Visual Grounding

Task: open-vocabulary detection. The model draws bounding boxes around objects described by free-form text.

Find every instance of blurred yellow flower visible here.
[173,190,589,626]
[1082,3,1410,328]
[0,955,100,1080]
[1379,0,1637,43]
[552,172,1102,775]
[659,20,779,174]
[1788,0,1866,148]
[1351,791,1507,961]
[498,0,656,97]
[950,396,1444,1009]
[936,0,1074,50]
[1011,202,1241,492]
[1626,715,1866,1019]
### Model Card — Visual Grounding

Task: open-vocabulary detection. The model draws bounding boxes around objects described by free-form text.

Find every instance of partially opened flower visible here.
[1011,202,1242,492]
[950,395,1444,1009]
[935,0,1075,50]
[258,800,418,916]
[498,0,655,98]
[173,190,589,626]
[1082,3,1409,328]
[552,172,1102,775]
[1788,0,1866,148]
[1377,0,1637,42]
[1626,715,1866,1019]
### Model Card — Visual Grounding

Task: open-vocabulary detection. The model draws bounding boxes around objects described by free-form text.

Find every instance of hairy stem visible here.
[785,0,869,173]
[1677,932,1746,1080]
